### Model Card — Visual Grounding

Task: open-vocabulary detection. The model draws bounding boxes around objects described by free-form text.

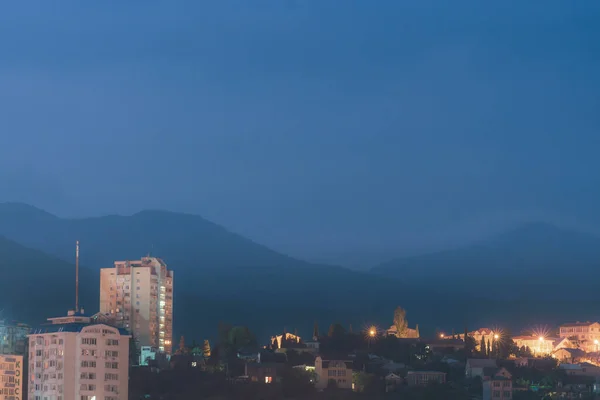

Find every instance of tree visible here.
[464,327,475,356]
[228,326,257,350]
[203,339,211,358]
[313,320,319,339]
[486,339,491,358]
[328,323,346,338]
[393,306,408,337]
[177,335,186,354]
[218,322,233,346]
[480,336,487,356]
[281,366,315,398]
[353,371,378,393]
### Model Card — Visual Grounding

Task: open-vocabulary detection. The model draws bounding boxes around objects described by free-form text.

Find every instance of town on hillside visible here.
[3,256,600,399]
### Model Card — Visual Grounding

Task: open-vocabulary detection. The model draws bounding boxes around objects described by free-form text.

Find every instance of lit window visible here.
[265,376,272,384]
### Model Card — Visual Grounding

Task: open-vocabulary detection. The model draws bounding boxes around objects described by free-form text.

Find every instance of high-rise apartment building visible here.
[99,257,174,355]
[28,310,130,400]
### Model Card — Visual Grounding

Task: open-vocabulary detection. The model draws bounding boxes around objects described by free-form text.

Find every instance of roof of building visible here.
[554,348,586,357]
[385,373,402,379]
[466,358,498,369]
[580,362,599,368]
[316,356,353,369]
[512,335,560,342]
[29,322,129,335]
[407,370,445,375]
[490,368,512,380]
[560,321,600,327]
[559,363,583,370]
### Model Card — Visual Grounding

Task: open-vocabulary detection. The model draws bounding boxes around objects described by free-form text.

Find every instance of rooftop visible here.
[407,370,445,375]
[30,310,128,335]
[560,321,600,327]
[29,322,129,335]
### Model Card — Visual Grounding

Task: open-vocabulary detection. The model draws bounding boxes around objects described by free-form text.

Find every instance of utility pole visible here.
[75,240,80,312]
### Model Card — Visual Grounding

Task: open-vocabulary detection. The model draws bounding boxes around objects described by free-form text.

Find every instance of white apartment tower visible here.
[99,257,174,355]
[28,311,130,400]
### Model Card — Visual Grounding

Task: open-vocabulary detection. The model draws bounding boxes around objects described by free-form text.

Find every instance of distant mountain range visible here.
[0,203,444,340]
[372,222,600,299]
[0,235,96,323]
[2,202,600,340]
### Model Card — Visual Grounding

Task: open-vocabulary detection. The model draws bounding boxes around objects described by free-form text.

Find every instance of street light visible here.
[367,326,377,350]
[492,334,500,358]
[594,339,598,352]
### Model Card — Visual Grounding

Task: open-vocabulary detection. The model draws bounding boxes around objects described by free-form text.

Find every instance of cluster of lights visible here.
[439,332,500,340]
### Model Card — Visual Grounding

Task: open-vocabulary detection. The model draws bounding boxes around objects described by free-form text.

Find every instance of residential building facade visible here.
[100,257,174,354]
[28,310,130,400]
[454,328,496,352]
[483,368,512,400]
[0,355,23,400]
[559,322,600,352]
[315,357,352,390]
[406,371,446,386]
[245,363,282,384]
[512,335,556,356]
[553,348,587,364]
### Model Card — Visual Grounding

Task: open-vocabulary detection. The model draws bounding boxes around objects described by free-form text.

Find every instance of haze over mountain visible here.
[3,202,600,338]
[372,222,600,299]
[0,202,450,339]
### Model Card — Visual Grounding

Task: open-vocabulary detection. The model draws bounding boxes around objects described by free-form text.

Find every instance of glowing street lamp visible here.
[594,339,598,352]
[494,334,499,340]
[538,336,545,356]
[440,333,445,339]
[367,326,377,350]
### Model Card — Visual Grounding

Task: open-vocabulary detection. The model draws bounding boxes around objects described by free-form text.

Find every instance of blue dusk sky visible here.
[1,1,599,264]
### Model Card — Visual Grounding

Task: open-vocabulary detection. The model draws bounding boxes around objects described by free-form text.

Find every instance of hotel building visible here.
[100,257,174,355]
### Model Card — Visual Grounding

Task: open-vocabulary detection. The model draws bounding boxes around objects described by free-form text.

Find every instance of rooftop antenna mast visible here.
[75,240,80,312]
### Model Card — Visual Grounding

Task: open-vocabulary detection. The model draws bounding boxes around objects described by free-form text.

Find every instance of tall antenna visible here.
[75,240,80,312]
